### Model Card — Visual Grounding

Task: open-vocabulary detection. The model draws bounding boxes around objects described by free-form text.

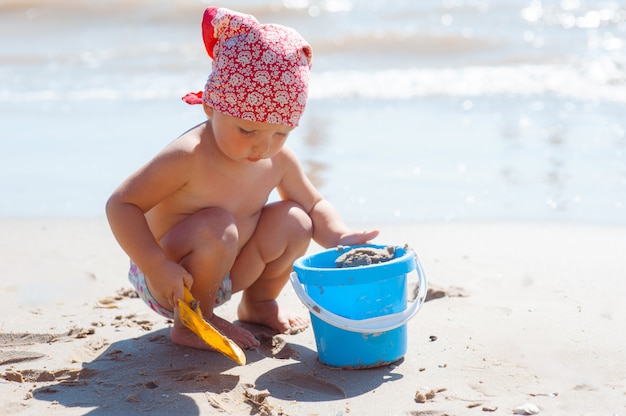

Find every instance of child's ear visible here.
[203,103,214,118]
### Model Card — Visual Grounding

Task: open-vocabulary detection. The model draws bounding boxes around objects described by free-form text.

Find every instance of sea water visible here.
[1,0,625,224]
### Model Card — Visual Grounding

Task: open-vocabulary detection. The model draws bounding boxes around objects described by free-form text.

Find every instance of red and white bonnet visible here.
[183,7,312,127]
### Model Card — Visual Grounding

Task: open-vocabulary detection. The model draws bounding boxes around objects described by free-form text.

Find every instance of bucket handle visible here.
[290,250,428,334]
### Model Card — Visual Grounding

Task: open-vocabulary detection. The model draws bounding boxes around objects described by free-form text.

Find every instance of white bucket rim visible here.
[290,249,428,334]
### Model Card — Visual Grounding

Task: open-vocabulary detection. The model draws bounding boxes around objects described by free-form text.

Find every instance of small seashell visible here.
[414,392,427,403]
[513,403,540,415]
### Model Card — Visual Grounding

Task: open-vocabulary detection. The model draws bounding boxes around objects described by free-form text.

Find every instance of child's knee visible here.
[189,208,239,254]
[280,201,313,238]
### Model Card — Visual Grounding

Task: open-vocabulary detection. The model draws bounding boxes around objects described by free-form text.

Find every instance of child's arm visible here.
[277,147,379,248]
[308,198,379,248]
[106,140,195,308]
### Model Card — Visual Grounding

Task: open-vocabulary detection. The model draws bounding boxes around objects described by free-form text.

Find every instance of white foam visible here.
[2,61,624,104]
[310,61,626,103]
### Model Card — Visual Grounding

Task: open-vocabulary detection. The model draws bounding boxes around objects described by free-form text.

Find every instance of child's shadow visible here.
[32,328,241,416]
[33,325,404,414]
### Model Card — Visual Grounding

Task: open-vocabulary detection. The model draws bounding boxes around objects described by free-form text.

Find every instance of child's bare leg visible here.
[150,207,260,349]
[231,201,312,334]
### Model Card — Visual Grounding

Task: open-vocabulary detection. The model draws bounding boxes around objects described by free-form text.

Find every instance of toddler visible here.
[106,7,378,350]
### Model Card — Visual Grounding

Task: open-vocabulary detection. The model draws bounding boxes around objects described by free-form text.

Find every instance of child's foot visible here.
[237,299,309,335]
[170,313,260,350]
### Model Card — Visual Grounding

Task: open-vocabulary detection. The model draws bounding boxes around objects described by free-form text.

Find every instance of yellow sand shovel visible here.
[177,287,246,366]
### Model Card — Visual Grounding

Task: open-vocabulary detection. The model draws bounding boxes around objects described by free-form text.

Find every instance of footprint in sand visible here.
[0,332,60,365]
[237,324,300,360]
[271,369,346,398]
[0,350,46,365]
[256,332,299,360]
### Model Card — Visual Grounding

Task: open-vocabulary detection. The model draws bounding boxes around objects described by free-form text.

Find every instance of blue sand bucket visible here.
[290,244,428,368]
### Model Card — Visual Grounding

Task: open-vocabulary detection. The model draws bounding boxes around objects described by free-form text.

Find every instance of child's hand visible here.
[338,229,380,246]
[149,259,194,309]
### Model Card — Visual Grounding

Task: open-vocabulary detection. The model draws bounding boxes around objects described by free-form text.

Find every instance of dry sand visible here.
[1,218,624,415]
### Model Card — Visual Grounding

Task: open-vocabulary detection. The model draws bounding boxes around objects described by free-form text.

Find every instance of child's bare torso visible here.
[145,122,286,247]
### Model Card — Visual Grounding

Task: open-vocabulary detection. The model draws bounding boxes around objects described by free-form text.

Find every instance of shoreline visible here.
[1,217,625,415]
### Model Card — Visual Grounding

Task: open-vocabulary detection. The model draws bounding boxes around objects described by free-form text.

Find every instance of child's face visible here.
[206,106,295,163]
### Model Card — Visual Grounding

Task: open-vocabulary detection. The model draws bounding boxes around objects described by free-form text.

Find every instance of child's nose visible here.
[252,136,271,157]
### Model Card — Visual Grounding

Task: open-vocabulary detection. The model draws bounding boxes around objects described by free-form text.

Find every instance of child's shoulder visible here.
[274,145,304,173]
[166,121,208,150]
[151,122,209,169]
[277,145,301,163]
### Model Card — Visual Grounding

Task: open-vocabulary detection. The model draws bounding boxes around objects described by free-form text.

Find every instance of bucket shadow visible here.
[240,321,405,402]
[255,359,404,402]
[253,338,404,402]
[32,328,242,415]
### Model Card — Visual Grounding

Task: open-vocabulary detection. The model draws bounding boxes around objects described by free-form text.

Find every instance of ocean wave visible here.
[2,61,624,104]
[311,30,497,57]
[310,61,626,102]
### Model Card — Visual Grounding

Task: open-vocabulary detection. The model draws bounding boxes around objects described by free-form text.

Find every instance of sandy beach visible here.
[1,217,624,415]
[2,1,625,414]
